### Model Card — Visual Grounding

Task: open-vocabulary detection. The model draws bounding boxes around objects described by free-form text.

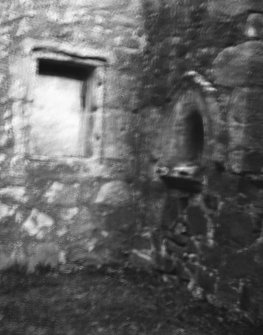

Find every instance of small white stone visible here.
[58,207,79,221]
[101,230,109,237]
[0,202,16,220]
[0,154,7,164]
[247,27,256,38]
[57,227,68,237]
[59,251,66,264]
[22,209,54,237]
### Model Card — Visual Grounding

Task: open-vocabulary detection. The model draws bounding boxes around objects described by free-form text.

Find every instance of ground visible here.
[0,266,258,335]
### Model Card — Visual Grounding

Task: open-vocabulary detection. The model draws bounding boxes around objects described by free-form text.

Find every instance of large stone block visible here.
[43,182,80,206]
[215,204,256,247]
[209,0,263,17]
[22,209,55,240]
[95,181,131,207]
[103,110,133,159]
[75,207,94,226]
[240,150,263,173]
[229,87,263,124]
[70,221,95,239]
[79,180,100,204]
[213,42,263,87]
[229,123,263,155]
[105,70,141,111]
[228,90,263,173]
[0,186,28,203]
[57,207,79,221]
[0,202,16,220]
[221,250,255,279]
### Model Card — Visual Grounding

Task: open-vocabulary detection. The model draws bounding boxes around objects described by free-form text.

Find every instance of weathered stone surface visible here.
[241,150,263,173]
[71,221,95,238]
[215,279,240,307]
[75,207,93,225]
[28,243,65,272]
[216,204,256,247]
[0,245,26,270]
[187,205,207,236]
[106,71,140,111]
[199,243,222,269]
[229,148,263,173]
[0,202,16,220]
[229,123,263,153]
[0,186,28,203]
[69,0,129,10]
[79,180,99,204]
[0,133,12,148]
[57,207,79,221]
[221,251,255,278]
[209,0,263,17]
[44,182,80,206]
[0,253,13,271]
[65,208,95,239]
[26,158,82,177]
[22,209,54,239]
[195,266,216,294]
[213,42,263,87]
[0,153,7,165]
[9,156,26,176]
[2,0,263,319]
[67,238,102,264]
[252,238,263,267]
[16,17,32,36]
[245,13,263,39]
[229,88,263,125]
[95,181,131,207]
[228,150,244,173]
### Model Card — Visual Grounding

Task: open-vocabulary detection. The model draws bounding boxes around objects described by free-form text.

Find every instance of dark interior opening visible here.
[38,58,94,80]
[182,110,204,162]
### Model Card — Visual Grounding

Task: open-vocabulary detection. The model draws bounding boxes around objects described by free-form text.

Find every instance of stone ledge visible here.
[22,38,112,64]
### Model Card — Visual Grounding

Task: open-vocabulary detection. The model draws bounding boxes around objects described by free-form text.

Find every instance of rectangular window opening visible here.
[38,58,94,80]
[28,57,97,158]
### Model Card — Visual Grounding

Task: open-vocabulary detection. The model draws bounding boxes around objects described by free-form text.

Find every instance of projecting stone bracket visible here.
[156,165,204,193]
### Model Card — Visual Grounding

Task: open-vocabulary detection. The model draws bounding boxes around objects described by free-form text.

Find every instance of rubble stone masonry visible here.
[1,0,263,322]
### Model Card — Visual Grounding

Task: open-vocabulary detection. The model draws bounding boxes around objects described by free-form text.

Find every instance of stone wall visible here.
[0,0,144,271]
[2,0,263,322]
[138,0,263,321]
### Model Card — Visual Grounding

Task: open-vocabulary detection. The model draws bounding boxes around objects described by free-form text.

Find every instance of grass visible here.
[0,265,257,335]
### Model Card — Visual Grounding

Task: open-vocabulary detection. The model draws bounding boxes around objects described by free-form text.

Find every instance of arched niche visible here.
[176,107,204,164]
[159,72,216,170]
